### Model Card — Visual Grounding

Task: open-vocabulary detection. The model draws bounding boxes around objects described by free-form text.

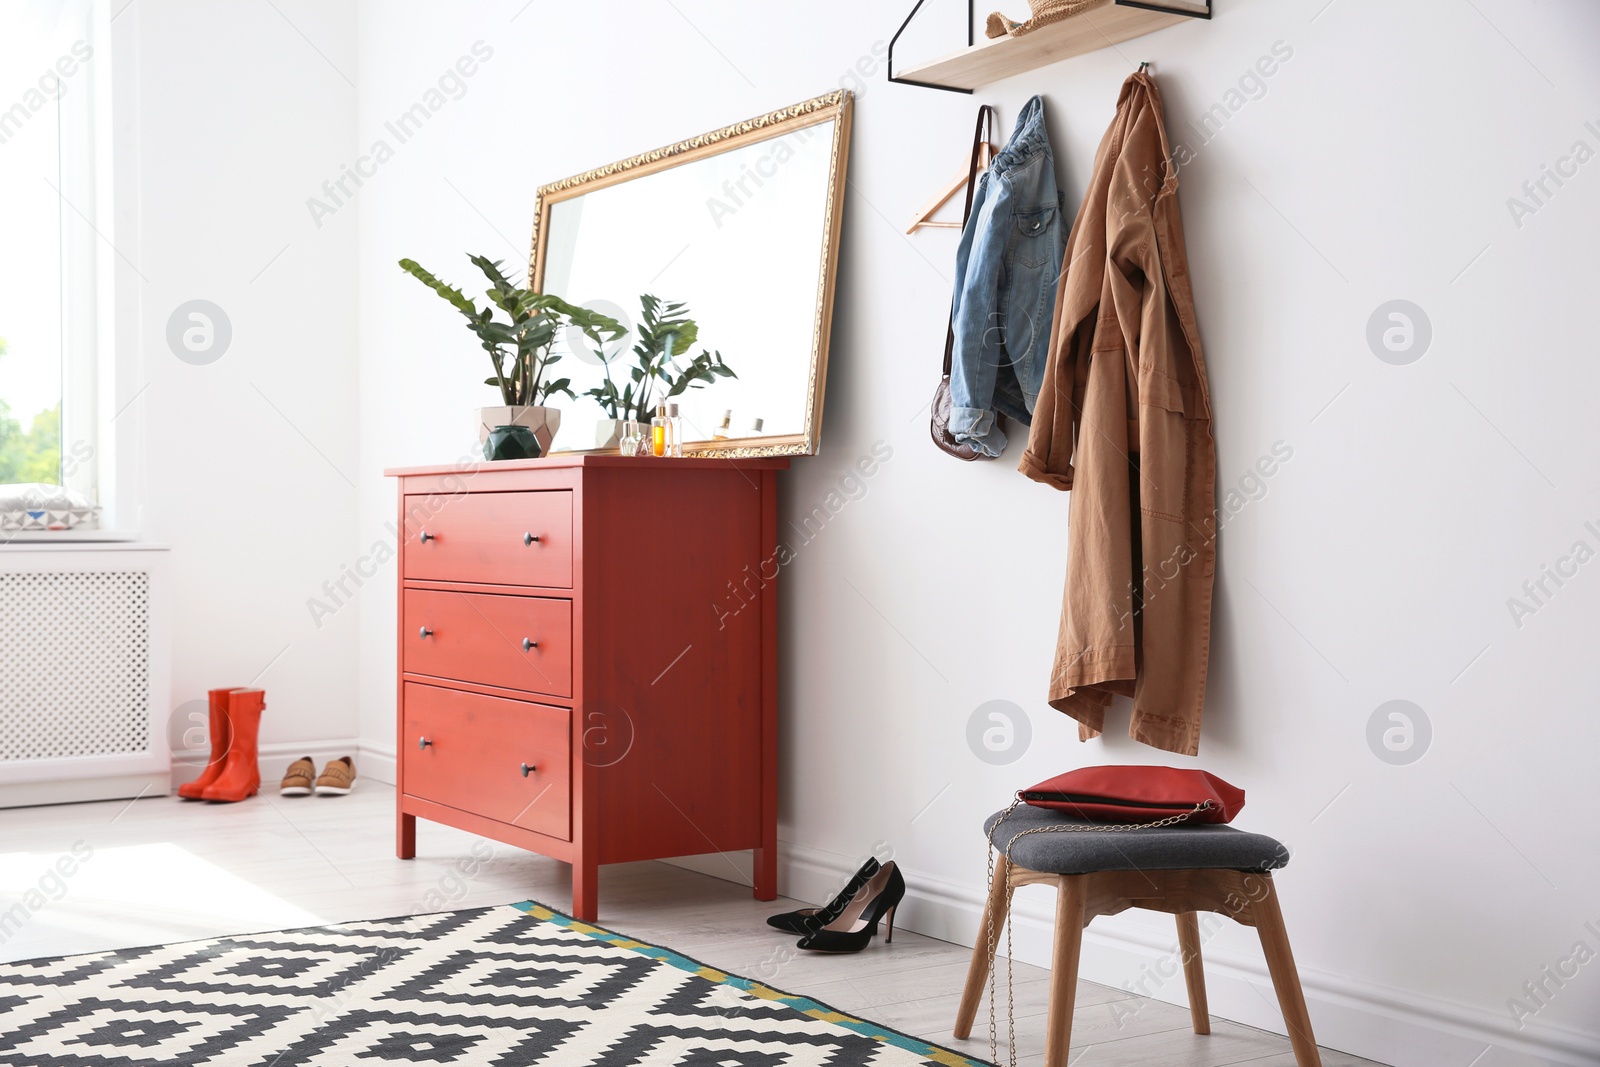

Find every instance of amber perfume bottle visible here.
[651,404,669,457]
[712,409,733,439]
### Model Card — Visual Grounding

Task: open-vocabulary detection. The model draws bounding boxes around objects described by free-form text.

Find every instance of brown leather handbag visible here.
[930,105,1000,462]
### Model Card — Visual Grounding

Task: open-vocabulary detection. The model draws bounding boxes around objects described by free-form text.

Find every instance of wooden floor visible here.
[0,783,1383,1066]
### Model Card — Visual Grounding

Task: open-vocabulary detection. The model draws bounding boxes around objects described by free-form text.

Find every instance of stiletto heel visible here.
[885,904,898,944]
[796,862,906,953]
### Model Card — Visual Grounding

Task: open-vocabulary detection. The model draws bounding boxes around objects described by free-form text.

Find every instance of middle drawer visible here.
[404,588,573,698]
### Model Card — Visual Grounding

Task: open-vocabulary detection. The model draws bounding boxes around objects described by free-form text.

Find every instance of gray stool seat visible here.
[985,804,1290,875]
[959,806,1323,1066]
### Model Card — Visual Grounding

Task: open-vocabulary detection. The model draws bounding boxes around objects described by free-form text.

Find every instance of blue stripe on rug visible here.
[512,899,993,1067]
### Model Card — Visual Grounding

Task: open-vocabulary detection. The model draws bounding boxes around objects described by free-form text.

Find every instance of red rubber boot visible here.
[200,689,265,802]
[177,688,241,800]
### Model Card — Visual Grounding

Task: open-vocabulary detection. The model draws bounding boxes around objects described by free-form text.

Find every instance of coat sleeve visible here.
[1017,259,1081,490]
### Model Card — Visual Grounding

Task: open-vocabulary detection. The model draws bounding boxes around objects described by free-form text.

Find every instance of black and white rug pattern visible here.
[0,900,987,1066]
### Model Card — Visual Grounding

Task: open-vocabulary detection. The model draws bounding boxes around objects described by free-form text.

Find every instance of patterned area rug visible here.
[0,900,990,1066]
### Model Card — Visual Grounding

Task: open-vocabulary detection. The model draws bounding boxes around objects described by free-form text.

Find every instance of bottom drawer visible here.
[402,683,571,841]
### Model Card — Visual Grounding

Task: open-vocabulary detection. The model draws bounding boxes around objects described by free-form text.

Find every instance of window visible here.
[0,0,102,502]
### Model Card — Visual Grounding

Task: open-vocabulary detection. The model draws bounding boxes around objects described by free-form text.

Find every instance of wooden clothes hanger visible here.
[908,140,992,231]
[906,138,996,233]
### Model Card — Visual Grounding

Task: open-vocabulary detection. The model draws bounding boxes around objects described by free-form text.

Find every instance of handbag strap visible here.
[942,105,996,377]
[984,794,1213,1067]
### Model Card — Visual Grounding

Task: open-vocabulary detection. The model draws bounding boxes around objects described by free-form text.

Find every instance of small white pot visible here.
[594,418,624,450]
[477,406,561,456]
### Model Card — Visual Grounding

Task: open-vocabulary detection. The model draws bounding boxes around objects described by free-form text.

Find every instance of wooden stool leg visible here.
[954,856,1014,1039]
[1252,875,1322,1067]
[1176,911,1210,1034]
[1043,875,1088,1067]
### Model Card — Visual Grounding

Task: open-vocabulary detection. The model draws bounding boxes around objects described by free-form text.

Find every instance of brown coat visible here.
[1018,72,1217,756]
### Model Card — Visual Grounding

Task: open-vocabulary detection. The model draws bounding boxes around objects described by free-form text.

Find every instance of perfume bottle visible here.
[651,404,669,458]
[747,417,764,437]
[620,420,644,457]
[712,409,732,439]
[666,403,684,457]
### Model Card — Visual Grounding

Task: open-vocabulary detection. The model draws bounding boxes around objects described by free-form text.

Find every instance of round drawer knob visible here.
[419,627,434,639]
[419,530,436,543]
[520,762,536,777]
[522,638,538,652]
[523,532,541,546]
[418,737,433,750]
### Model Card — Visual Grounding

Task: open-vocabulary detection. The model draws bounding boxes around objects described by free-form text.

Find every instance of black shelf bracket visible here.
[1114,0,1212,17]
[887,0,1212,95]
[888,0,976,95]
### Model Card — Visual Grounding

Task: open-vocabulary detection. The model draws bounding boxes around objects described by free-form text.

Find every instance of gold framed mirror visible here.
[529,90,852,458]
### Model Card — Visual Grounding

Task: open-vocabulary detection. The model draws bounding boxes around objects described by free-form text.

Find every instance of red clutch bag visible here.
[1020,765,1245,824]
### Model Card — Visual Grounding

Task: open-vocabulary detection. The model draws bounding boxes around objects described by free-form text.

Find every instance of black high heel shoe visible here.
[766,857,880,935]
[795,862,905,954]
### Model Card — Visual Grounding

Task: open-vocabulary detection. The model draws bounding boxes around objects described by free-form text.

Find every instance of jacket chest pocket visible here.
[1014,206,1059,269]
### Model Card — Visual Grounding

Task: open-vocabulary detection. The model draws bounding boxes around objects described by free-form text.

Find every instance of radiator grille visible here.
[0,570,151,762]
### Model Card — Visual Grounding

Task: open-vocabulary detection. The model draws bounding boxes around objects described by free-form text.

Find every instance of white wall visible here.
[349,2,1600,1065]
[115,0,361,756]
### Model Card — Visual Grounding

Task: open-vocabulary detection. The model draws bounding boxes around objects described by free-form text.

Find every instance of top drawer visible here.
[404,491,573,588]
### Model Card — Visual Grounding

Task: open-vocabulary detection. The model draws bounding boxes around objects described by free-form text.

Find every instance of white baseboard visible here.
[662,850,757,888]
[673,843,1600,1067]
[170,739,364,789]
[0,772,170,809]
[358,741,396,786]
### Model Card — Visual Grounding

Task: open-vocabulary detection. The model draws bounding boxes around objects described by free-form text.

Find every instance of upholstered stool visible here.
[953,804,1322,1067]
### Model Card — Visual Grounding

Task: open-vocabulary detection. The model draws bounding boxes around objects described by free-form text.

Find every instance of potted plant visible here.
[398,254,624,455]
[586,294,736,449]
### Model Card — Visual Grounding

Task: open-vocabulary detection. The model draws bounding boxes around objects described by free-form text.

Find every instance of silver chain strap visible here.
[984,795,1213,1067]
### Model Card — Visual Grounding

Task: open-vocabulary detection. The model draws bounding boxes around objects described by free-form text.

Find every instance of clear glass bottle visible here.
[666,402,684,457]
[747,417,764,437]
[712,409,732,439]
[620,420,644,456]
[650,404,669,458]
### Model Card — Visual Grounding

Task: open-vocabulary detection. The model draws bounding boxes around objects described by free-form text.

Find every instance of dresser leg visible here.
[396,812,416,860]
[573,861,598,923]
[753,844,777,901]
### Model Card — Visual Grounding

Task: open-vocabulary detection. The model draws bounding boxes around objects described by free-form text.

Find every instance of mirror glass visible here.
[533,94,850,455]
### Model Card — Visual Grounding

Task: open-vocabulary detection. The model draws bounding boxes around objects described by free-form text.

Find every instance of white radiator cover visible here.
[0,544,172,807]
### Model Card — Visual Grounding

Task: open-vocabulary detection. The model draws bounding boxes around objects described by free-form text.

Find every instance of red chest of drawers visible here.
[387,455,785,921]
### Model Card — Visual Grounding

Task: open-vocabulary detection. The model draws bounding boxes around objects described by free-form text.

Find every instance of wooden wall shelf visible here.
[891,0,1209,94]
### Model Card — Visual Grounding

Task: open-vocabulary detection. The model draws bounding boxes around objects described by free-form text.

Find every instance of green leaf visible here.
[398,258,482,322]
[469,255,521,296]
[517,318,557,346]
[511,291,558,319]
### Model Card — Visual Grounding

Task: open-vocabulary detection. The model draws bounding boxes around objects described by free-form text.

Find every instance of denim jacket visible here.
[948,96,1067,457]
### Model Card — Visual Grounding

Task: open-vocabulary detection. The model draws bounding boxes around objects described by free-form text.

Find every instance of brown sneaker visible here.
[315,757,356,796]
[280,756,315,796]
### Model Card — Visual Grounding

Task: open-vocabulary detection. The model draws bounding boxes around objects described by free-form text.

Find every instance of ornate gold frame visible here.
[529,90,853,458]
